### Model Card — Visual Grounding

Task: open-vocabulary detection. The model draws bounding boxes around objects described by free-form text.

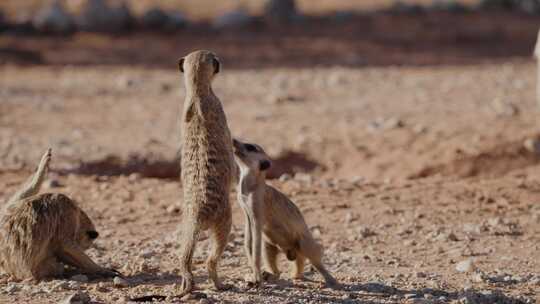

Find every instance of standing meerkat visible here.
[0,149,119,280]
[233,139,338,288]
[177,50,235,295]
[535,28,540,110]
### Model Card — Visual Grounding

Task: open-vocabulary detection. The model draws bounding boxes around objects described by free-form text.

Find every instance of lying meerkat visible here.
[0,149,119,281]
[233,139,338,288]
[535,28,540,110]
[177,50,235,295]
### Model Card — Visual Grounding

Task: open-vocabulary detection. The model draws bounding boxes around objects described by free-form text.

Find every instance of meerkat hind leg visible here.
[177,219,199,296]
[206,217,232,291]
[262,242,281,279]
[292,253,305,280]
[34,256,64,280]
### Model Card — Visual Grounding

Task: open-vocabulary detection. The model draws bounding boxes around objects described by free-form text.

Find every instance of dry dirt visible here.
[0,10,539,304]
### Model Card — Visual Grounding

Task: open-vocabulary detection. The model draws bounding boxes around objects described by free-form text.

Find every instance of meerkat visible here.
[0,149,119,281]
[177,50,235,295]
[233,139,338,288]
[535,28,540,110]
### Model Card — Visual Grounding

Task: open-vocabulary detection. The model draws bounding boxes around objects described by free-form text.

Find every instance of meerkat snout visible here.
[259,160,271,171]
[87,231,99,240]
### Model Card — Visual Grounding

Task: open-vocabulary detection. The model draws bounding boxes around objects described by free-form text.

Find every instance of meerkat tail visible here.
[535,29,540,110]
[537,60,540,110]
[8,148,52,204]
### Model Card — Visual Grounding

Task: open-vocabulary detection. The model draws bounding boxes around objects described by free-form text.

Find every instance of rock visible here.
[60,291,91,304]
[359,226,377,238]
[293,172,312,184]
[77,0,132,33]
[345,212,355,224]
[404,239,417,246]
[446,232,459,242]
[523,138,540,155]
[463,223,482,234]
[491,98,518,116]
[166,204,181,214]
[140,249,155,258]
[52,281,70,291]
[213,10,253,29]
[279,173,292,181]
[5,283,19,294]
[267,94,304,104]
[415,271,427,278]
[33,1,75,34]
[471,272,485,283]
[456,259,475,273]
[70,274,89,283]
[405,293,418,299]
[264,0,299,23]
[45,178,63,188]
[113,276,129,287]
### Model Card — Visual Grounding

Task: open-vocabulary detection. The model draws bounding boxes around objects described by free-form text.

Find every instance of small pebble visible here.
[113,276,129,288]
[456,259,475,273]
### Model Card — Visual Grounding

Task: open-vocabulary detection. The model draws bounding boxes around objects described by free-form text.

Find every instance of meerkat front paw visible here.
[261,271,280,281]
[98,268,123,278]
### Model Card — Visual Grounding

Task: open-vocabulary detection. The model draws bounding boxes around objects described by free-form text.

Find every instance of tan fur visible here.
[177,50,234,295]
[535,29,540,109]
[0,149,118,281]
[233,139,338,288]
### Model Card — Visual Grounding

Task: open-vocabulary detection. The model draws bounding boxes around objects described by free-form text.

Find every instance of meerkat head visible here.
[178,50,221,84]
[233,139,272,177]
[77,209,99,249]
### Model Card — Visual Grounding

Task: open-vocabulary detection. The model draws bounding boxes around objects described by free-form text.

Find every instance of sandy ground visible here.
[0,9,539,304]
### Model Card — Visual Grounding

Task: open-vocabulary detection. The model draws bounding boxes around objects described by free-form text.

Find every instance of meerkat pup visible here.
[0,149,119,281]
[177,50,235,295]
[535,28,540,110]
[233,139,338,288]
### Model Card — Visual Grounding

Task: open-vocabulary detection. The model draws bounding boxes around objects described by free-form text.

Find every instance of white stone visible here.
[455,259,475,273]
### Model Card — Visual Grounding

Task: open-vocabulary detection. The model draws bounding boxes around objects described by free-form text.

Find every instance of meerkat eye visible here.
[178,58,185,73]
[244,144,257,152]
[86,231,99,240]
[213,58,220,74]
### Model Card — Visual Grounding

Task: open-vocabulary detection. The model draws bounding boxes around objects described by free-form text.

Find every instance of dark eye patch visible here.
[87,231,99,240]
[244,144,257,152]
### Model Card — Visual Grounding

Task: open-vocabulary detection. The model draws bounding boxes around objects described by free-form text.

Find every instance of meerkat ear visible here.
[178,58,185,73]
[213,57,220,74]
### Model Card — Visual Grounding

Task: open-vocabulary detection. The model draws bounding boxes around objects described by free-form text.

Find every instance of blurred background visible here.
[0,0,539,67]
